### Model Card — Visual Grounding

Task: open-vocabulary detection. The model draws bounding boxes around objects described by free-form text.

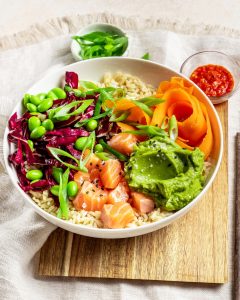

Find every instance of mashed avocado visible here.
[125,136,205,211]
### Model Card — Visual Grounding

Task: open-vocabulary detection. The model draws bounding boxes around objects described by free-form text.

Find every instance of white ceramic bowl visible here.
[71,23,128,61]
[3,57,223,239]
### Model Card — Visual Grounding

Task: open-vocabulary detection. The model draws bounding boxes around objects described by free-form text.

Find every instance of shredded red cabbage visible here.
[65,71,78,89]
[8,71,121,193]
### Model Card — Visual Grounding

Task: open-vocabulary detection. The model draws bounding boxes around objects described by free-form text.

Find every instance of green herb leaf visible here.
[58,168,70,219]
[94,89,116,116]
[48,147,80,170]
[141,52,150,60]
[169,115,178,141]
[124,125,167,137]
[95,152,112,161]
[109,110,130,122]
[53,100,93,119]
[72,31,128,60]
[136,96,165,106]
[130,100,153,117]
[79,131,96,172]
[74,108,112,127]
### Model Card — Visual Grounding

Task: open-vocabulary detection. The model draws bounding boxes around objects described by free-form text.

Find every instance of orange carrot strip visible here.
[152,77,213,158]
[198,103,213,160]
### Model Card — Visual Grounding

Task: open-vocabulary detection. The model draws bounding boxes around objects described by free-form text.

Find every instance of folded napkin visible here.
[0,14,239,300]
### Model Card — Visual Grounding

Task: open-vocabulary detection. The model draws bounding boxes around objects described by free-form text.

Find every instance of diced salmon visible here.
[107,181,129,204]
[131,192,155,214]
[101,202,135,228]
[83,149,102,171]
[74,171,90,187]
[108,133,137,156]
[73,181,108,211]
[89,168,104,189]
[99,159,122,189]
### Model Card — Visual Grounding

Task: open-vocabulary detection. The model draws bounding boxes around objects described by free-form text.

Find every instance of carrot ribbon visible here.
[151,77,213,159]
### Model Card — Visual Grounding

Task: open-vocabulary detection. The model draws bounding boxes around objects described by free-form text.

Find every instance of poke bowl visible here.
[3,57,223,239]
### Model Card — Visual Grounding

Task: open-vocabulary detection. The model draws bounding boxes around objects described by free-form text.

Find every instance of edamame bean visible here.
[50,185,59,196]
[28,116,41,131]
[86,119,98,131]
[30,126,46,139]
[47,91,58,100]
[42,119,54,131]
[26,103,37,112]
[26,169,43,181]
[55,115,70,121]
[94,144,103,152]
[30,95,42,106]
[67,181,78,197]
[23,94,31,107]
[50,87,66,99]
[37,93,47,101]
[37,98,53,112]
[74,137,92,151]
[27,140,34,151]
[52,167,63,184]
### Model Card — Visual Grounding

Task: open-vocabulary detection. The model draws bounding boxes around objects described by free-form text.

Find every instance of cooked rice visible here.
[29,72,173,228]
[101,72,155,99]
[30,190,171,228]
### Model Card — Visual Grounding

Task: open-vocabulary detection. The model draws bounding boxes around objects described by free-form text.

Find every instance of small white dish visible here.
[71,23,128,61]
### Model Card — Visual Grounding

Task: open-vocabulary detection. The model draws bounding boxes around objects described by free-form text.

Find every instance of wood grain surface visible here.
[38,103,228,283]
[234,133,240,299]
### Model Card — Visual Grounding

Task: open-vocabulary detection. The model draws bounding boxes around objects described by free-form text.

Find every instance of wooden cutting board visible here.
[38,103,228,283]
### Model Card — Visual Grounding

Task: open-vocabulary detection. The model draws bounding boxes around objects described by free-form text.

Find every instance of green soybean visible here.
[26,169,43,181]
[37,93,47,100]
[47,91,58,100]
[26,103,37,112]
[94,144,103,152]
[23,94,31,107]
[50,87,66,99]
[27,140,34,151]
[30,95,42,106]
[86,119,98,131]
[42,119,54,131]
[37,98,53,112]
[30,126,46,139]
[50,185,60,196]
[52,167,63,184]
[67,181,78,197]
[28,116,41,131]
[54,115,70,121]
[75,137,92,151]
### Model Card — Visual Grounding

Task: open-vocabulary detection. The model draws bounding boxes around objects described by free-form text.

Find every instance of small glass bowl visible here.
[180,50,240,104]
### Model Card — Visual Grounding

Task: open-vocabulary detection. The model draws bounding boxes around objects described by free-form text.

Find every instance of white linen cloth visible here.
[0,16,239,299]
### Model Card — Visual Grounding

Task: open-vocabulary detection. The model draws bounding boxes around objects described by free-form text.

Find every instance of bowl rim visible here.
[70,22,129,61]
[3,57,223,236]
[180,50,240,101]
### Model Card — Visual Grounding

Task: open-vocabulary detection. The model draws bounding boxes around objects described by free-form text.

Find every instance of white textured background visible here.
[1,0,240,37]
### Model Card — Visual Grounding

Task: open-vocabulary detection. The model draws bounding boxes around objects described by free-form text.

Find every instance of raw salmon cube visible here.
[131,192,155,214]
[101,202,134,228]
[99,159,122,189]
[108,133,137,155]
[73,181,108,211]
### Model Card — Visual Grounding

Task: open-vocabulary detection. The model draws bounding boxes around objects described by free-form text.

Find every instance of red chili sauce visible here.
[190,64,234,97]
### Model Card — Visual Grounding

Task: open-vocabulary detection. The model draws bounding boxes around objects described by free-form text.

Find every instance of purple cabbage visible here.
[65,71,78,89]
[96,116,121,139]
[7,72,121,194]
